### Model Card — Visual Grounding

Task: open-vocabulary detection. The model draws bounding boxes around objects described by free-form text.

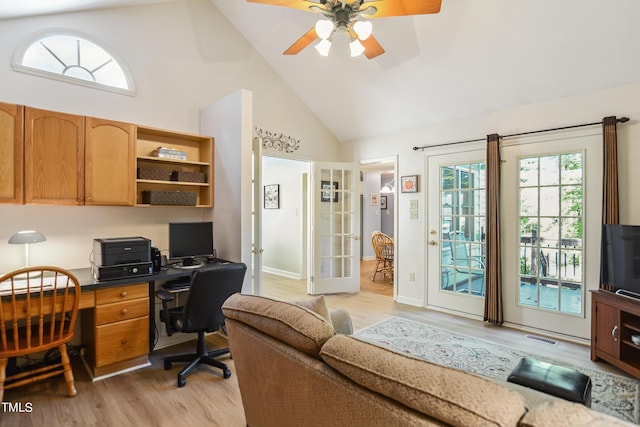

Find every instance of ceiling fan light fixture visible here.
[315,19,335,40]
[353,20,372,40]
[315,38,332,56]
[349,38,365,57]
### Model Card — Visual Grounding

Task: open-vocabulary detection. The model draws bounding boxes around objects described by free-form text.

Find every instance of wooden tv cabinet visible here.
[591,290,640,379]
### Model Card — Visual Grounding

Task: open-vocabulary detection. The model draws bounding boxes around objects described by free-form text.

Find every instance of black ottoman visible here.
[507,357,592,407]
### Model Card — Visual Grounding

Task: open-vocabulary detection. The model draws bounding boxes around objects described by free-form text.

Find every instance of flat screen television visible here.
[168,221,214,268]
[601,224,640,299]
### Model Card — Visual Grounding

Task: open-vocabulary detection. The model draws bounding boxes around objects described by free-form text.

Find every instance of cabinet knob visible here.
[120,291,128,298]
[611,325,618,342]
[121,308,128,315]
[121,337,128,345]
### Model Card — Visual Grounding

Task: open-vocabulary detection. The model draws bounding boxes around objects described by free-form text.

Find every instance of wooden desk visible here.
[1,263,231,380]
[72,267,196,379]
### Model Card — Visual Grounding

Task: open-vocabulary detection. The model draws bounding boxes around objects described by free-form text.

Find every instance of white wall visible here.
[0,205,208,272]
[261,157,309,277]
[200,89,253,294]
[0,0,342,273]
[345,82,640,308]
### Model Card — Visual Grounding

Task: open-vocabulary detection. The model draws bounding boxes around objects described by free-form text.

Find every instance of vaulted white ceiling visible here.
[5,0,640,143]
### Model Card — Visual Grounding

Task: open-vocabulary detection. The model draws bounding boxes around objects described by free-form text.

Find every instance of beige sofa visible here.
[222,294,633,427]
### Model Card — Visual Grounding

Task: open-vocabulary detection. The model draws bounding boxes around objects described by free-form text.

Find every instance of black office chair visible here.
[155,263,247,387]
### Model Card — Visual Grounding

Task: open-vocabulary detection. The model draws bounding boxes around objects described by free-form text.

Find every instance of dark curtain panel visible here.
[484,134,503,325]
[601,116,620,291]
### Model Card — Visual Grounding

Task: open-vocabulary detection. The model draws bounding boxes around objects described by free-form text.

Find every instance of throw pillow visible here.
[292,295,333,327]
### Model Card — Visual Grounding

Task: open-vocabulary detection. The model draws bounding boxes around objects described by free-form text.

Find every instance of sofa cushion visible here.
[222,294,335,358]
[519,399,633,427]
[321,334,526,427]
[292,295,333,327]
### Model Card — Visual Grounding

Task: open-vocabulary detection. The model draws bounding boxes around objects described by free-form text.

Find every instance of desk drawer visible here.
[96,283,148,305]
[95,298,148,325]
[95,316,148,367]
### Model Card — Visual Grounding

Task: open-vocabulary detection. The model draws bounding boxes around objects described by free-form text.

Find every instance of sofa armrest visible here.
[330,308,353,335]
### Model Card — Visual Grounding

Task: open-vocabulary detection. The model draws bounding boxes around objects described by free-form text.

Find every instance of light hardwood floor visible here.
[2,263,631,426]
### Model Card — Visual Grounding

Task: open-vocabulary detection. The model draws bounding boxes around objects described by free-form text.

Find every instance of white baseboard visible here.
[425,304,484,322]
[82,357,151,382]
[262,266,302,280]
[395,295,423,307]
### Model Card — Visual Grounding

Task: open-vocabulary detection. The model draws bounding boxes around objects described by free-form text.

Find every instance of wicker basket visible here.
[141,190,197,206]
[170,171,206,183]
[137,168,170,181]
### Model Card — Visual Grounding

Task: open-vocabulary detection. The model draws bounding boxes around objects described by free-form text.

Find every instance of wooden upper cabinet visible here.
[85,117,135,206]
[25,107,85,205]
[0,102,24,204]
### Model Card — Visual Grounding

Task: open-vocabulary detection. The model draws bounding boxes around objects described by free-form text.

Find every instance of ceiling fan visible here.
[246,0,442,59]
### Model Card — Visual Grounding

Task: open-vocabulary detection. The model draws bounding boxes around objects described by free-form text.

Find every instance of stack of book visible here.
[154,146,187,160]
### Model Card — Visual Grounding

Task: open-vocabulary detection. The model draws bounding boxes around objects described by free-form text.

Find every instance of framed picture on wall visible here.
[380,195,387,210]
[264,184,279,209]
[401,175,419,193]
[321,181,339,202]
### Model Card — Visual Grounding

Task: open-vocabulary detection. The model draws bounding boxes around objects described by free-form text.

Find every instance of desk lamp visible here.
[8,230,47,270]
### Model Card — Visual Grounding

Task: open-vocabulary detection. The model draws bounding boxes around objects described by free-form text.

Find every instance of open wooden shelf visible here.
[135,126,213,207]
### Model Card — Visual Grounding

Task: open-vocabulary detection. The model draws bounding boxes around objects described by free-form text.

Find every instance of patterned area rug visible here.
[354,316,640,424]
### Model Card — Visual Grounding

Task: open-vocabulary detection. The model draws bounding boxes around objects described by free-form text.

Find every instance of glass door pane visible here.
[518,153,584,315]
[439,163,486,297]
[311,162,360,294]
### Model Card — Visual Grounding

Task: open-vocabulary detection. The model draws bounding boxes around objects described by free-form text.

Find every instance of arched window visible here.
[13,30,135,95]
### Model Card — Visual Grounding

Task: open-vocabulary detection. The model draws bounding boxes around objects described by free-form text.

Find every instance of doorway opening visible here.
[260,156,310,296]
[360,158,397,298]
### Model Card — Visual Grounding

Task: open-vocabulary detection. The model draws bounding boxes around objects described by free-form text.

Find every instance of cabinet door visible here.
[25,108,85,205]
[85,117,135,206]
[595,300,620,358]
[0,102,24,204]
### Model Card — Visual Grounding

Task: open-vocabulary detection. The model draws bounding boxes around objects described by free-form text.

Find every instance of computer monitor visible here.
[168,222,214,268]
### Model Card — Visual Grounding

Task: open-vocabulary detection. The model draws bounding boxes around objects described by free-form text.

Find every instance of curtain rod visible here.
[412,117,630,151]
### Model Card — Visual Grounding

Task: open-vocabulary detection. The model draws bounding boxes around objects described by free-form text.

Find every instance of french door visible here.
[308,162,360,294]
[501,129,601,339]
[427,148,486,317]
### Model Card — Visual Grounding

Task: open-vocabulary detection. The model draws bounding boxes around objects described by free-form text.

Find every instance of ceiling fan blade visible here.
[362,0,441,18]
[283,27,319,55]
[246,0,322,12]
[361,34,385,59]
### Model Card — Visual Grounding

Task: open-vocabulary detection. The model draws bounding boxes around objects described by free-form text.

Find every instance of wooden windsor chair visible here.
[0,266,81,401]
[371,231,394,281]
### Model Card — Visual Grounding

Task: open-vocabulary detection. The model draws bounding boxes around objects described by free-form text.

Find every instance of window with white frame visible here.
[13,30,135,95]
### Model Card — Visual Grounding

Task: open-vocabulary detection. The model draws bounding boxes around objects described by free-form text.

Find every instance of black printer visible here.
[92,237,152,281]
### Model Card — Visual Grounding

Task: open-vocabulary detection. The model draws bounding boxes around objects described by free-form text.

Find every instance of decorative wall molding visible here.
[255,127,300,153]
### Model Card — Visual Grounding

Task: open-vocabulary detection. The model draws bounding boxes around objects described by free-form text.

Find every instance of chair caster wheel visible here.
[164,360,172,370]
[177,376,186,387]
[223,368,232,379]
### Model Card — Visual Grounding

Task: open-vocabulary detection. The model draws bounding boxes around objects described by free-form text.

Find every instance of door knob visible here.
[429,240,437,246]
